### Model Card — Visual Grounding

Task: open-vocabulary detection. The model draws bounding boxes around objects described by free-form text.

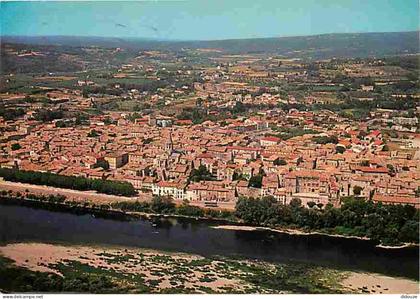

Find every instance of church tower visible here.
[165,130,174,154]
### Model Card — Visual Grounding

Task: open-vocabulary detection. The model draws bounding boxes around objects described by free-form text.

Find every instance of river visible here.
[0,201,418,280]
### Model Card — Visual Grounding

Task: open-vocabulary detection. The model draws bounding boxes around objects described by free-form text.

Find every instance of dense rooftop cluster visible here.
[0,44,419,210]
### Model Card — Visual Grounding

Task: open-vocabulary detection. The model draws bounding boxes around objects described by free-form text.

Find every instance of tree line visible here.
[110,195,419,246]
[0,106,25,120]
[0,168,137,197]
[235,196,419,245]
[1,168,417,246]
[34,109,64,122]
[0,190,67,204]
[111,196,234,220]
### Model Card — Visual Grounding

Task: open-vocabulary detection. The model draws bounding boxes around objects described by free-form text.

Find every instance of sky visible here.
[1,0,419,40]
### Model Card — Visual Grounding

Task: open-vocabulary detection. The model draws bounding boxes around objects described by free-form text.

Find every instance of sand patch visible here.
[0,242,249,293]
[212,225,371,240]
[341,272,419,294]
[212,225,258,231]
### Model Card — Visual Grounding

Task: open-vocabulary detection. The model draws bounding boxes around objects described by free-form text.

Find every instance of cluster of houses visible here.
[1,108,419,209]
[1,52,419,209]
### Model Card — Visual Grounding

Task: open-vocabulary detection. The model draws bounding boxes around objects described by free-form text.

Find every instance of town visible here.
[1,0,419,294]
[1,43,419,211]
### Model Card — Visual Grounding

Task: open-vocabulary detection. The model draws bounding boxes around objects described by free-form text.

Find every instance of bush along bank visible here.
[0,190,236,223]
[234,196,419,246]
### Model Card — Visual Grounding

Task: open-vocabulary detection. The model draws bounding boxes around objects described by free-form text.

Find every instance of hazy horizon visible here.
[1,0,419,41]
[2,30,419,43]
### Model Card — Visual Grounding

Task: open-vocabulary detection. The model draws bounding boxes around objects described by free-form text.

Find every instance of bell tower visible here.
[165,130,174,154]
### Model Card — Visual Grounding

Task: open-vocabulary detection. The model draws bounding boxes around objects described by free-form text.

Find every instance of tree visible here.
[75,114,88,125]
[312,135,338,144]
[55,120,68,128]
[111,201,150,212]
[232,172,247,181]
[386,164,395,174]
[88,130,100,138]
[150,196,175,214]
[362,212,385,241]
[11,143,21,151]
[340,209,360,228]
[0,106,25,120]
[296,157,304,165]
[322,205,340,228]
[307,201,316,208]
[248,174,263,188]
[335,145,345,154]
[94,160,109,170]
[189,165,214,182]
[353,186,363,196]
[275,203,293,224]
[0,168,136,196]
[104,117,113,125]
[290,198,302,208]
[235,196,278,225]
[177,200,204,217]
[399,220,419,242]
[274,159,287,166]
[232,101,246,114]
[34,109,64,122]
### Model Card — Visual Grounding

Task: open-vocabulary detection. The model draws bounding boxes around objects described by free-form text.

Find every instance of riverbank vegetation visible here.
[110,197,235,220]
[1,185,418,246]
[235,196,419,246]
[0,191,235,222]
[109,195,419,246]
[0,168,136,196]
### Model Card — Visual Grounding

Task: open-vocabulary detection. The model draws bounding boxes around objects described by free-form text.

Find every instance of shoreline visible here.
[211,225,419,249]
[0,195,418,249]
[0,242,418,294]
[0,242,252,293]
[375,243,417,249]
[0,195,235,224]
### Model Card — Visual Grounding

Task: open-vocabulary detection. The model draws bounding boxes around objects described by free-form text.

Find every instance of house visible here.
[104,152,128,169]
[152,181,186,200]
[260,136,281,147]
[261,174,279,197]
[360,85,374,92]
[373,194,419,209]
[186,181,236,202]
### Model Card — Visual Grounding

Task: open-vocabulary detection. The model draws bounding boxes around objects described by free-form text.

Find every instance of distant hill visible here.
[175,31,419,59]
[2,31,418,59]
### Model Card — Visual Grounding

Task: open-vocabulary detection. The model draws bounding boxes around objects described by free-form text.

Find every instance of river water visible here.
[0,201,418,279]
